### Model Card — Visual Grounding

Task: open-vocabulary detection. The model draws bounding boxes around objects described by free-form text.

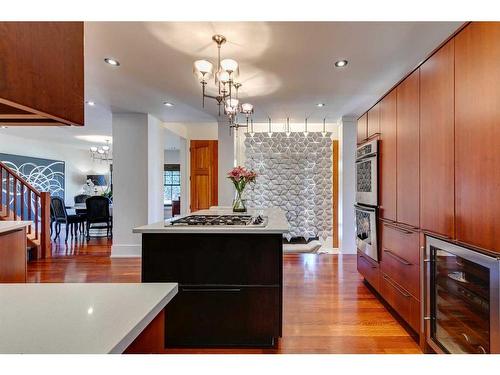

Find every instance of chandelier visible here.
[193,34,254,131]
[89,140,112,162]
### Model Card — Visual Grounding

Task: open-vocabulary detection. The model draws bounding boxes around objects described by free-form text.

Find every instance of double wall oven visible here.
[424,236,500,354]
[355,139,379,262]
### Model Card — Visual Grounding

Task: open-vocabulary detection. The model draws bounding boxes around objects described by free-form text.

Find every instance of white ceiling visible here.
[0,21,462,147]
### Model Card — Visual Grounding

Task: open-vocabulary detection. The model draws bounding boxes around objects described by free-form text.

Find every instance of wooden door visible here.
[367,102,380,138]
[420,39,455,238]
[190,140,218,212]
[379,89,397,221]
[455,22,500,252]
[396,70,420,228]
[357,113,368,144]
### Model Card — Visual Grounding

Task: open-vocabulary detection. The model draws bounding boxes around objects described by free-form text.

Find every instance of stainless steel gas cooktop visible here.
[168,214,267,227]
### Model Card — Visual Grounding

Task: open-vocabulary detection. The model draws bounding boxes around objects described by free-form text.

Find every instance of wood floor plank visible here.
[26,236,421,354]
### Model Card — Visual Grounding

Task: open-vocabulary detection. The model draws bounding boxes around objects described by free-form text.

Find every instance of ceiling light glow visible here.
[334,60,348,68]
[163,102,174,107]
[104,58,120,66]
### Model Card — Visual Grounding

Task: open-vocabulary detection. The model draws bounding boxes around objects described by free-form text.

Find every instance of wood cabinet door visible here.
[357,113,368,144]
[396,70,420,228]
[190,140,218,212]
[379,90,397,221]
[0,22,84,126]
[420,39,455,238]
[367,102,380,138]
[455,22,500,252]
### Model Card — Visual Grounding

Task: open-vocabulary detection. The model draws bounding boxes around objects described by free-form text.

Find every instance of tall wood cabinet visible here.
[357,113,368,144]
[396,70,420,228]
[420,39,455,238]
[379,90,397,222]
[455,22,500,253]
[367,102,380,138]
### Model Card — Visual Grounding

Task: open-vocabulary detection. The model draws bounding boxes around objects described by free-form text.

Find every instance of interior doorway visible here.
[190,140,218,212]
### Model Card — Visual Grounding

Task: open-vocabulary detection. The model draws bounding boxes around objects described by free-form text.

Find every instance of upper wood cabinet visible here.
[0,22,84,126]
[357,113,368,144]
[396,70,420,228]
[420,39,455,238]
[379,89,397,222]
[367,102,380,138]
[455,22,500,253]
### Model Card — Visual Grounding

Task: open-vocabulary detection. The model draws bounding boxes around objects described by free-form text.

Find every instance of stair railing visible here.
[0,161,50,259]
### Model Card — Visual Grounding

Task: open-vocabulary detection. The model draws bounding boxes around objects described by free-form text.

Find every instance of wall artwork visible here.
[244,132,333,241]
[0,153,65,199]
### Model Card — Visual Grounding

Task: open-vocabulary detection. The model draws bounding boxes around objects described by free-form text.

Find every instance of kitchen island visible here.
[0,283,177,353]
[134,207,289,348]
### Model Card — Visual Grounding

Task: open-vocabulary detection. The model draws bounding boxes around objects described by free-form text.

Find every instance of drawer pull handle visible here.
[359,254,377,268]
[383,274,410,298]
[383,248,412,265]
[383,223,413,235]
[182,288,242,292]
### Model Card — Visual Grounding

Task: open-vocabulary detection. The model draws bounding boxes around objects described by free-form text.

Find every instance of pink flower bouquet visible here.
[227,166,257,212]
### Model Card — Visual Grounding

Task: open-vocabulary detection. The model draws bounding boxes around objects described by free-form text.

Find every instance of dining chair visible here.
[85,196,112,241]
[50,197,86,242]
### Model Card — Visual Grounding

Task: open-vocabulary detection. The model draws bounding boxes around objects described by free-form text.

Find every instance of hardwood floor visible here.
[27,235,421,354]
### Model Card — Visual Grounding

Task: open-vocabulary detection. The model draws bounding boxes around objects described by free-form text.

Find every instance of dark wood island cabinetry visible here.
[135,207,288,348]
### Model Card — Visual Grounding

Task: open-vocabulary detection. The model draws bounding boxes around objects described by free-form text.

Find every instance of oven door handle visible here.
[354,204,376,213]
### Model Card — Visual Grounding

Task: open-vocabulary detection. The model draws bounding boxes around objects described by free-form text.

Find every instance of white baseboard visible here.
[111,244,141,258]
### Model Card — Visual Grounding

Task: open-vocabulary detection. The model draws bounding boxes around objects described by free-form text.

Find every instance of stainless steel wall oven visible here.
[424,236,500,354]
[355,139,378,207]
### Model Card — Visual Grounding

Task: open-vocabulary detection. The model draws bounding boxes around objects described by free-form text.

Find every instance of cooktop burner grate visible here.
[168,214,266,226]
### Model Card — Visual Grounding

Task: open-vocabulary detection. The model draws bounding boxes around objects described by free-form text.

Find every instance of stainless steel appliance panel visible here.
[355,204,378,262]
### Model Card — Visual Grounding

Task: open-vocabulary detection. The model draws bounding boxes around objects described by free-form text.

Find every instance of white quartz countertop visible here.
[0,221,31,234]
[133,207,290,234]
[0,283,178,354]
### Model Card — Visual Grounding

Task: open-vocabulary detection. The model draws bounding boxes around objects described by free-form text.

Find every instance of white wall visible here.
[111,113,164,257]
[164,150,180,164]
[147,115,165,223]
[218,120,236,206]
[338,116,357,254]
[0,132,109,206]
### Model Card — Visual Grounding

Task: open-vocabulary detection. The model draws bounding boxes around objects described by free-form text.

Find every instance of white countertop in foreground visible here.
[0,283,178,354]
[133,207,290,234]
[0,221,31,234]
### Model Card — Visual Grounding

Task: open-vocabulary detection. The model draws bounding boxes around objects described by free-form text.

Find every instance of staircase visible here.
[0,161,51,259]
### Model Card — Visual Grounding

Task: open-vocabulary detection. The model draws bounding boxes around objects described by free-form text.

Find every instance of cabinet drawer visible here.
[357,251,380,291]
[380,247,419,297]
[380,221,420,266]
[380,272,420,333]
[165,286,281,347]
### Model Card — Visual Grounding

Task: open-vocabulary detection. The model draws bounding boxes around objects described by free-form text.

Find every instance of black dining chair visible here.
[74,194,91,204]
[73,194,90,232]
[50,197,86,242]
[85,196,112,240]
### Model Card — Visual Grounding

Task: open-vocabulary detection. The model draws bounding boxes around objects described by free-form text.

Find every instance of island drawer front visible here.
[379,272,420,333]
[357,251,380,290]
[142,233,282,285]
[165,286,281,347]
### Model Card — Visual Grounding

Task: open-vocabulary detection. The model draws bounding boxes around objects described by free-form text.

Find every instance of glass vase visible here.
[232,190,247,213]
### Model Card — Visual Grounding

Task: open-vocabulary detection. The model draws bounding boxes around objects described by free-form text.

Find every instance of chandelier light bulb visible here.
[194,60,213,75]
[102,145,110,152]
[220,59,239,73]
[90,146,98,152]
[241,103,253,114]
[217,70,230,83]
[97,149,105,154]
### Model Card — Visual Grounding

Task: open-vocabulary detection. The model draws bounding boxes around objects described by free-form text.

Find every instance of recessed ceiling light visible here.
[86,101,95,106]
[316,103,325,107]
[1,126,8,129]
[163,102,174,107]
[334,60,348,68]
[104,58,120,66]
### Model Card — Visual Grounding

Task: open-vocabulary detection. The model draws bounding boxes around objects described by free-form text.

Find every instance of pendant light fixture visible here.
[193,34,254,130]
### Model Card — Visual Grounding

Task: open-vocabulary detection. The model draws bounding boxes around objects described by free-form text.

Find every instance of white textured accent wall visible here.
[244,132,333,241]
